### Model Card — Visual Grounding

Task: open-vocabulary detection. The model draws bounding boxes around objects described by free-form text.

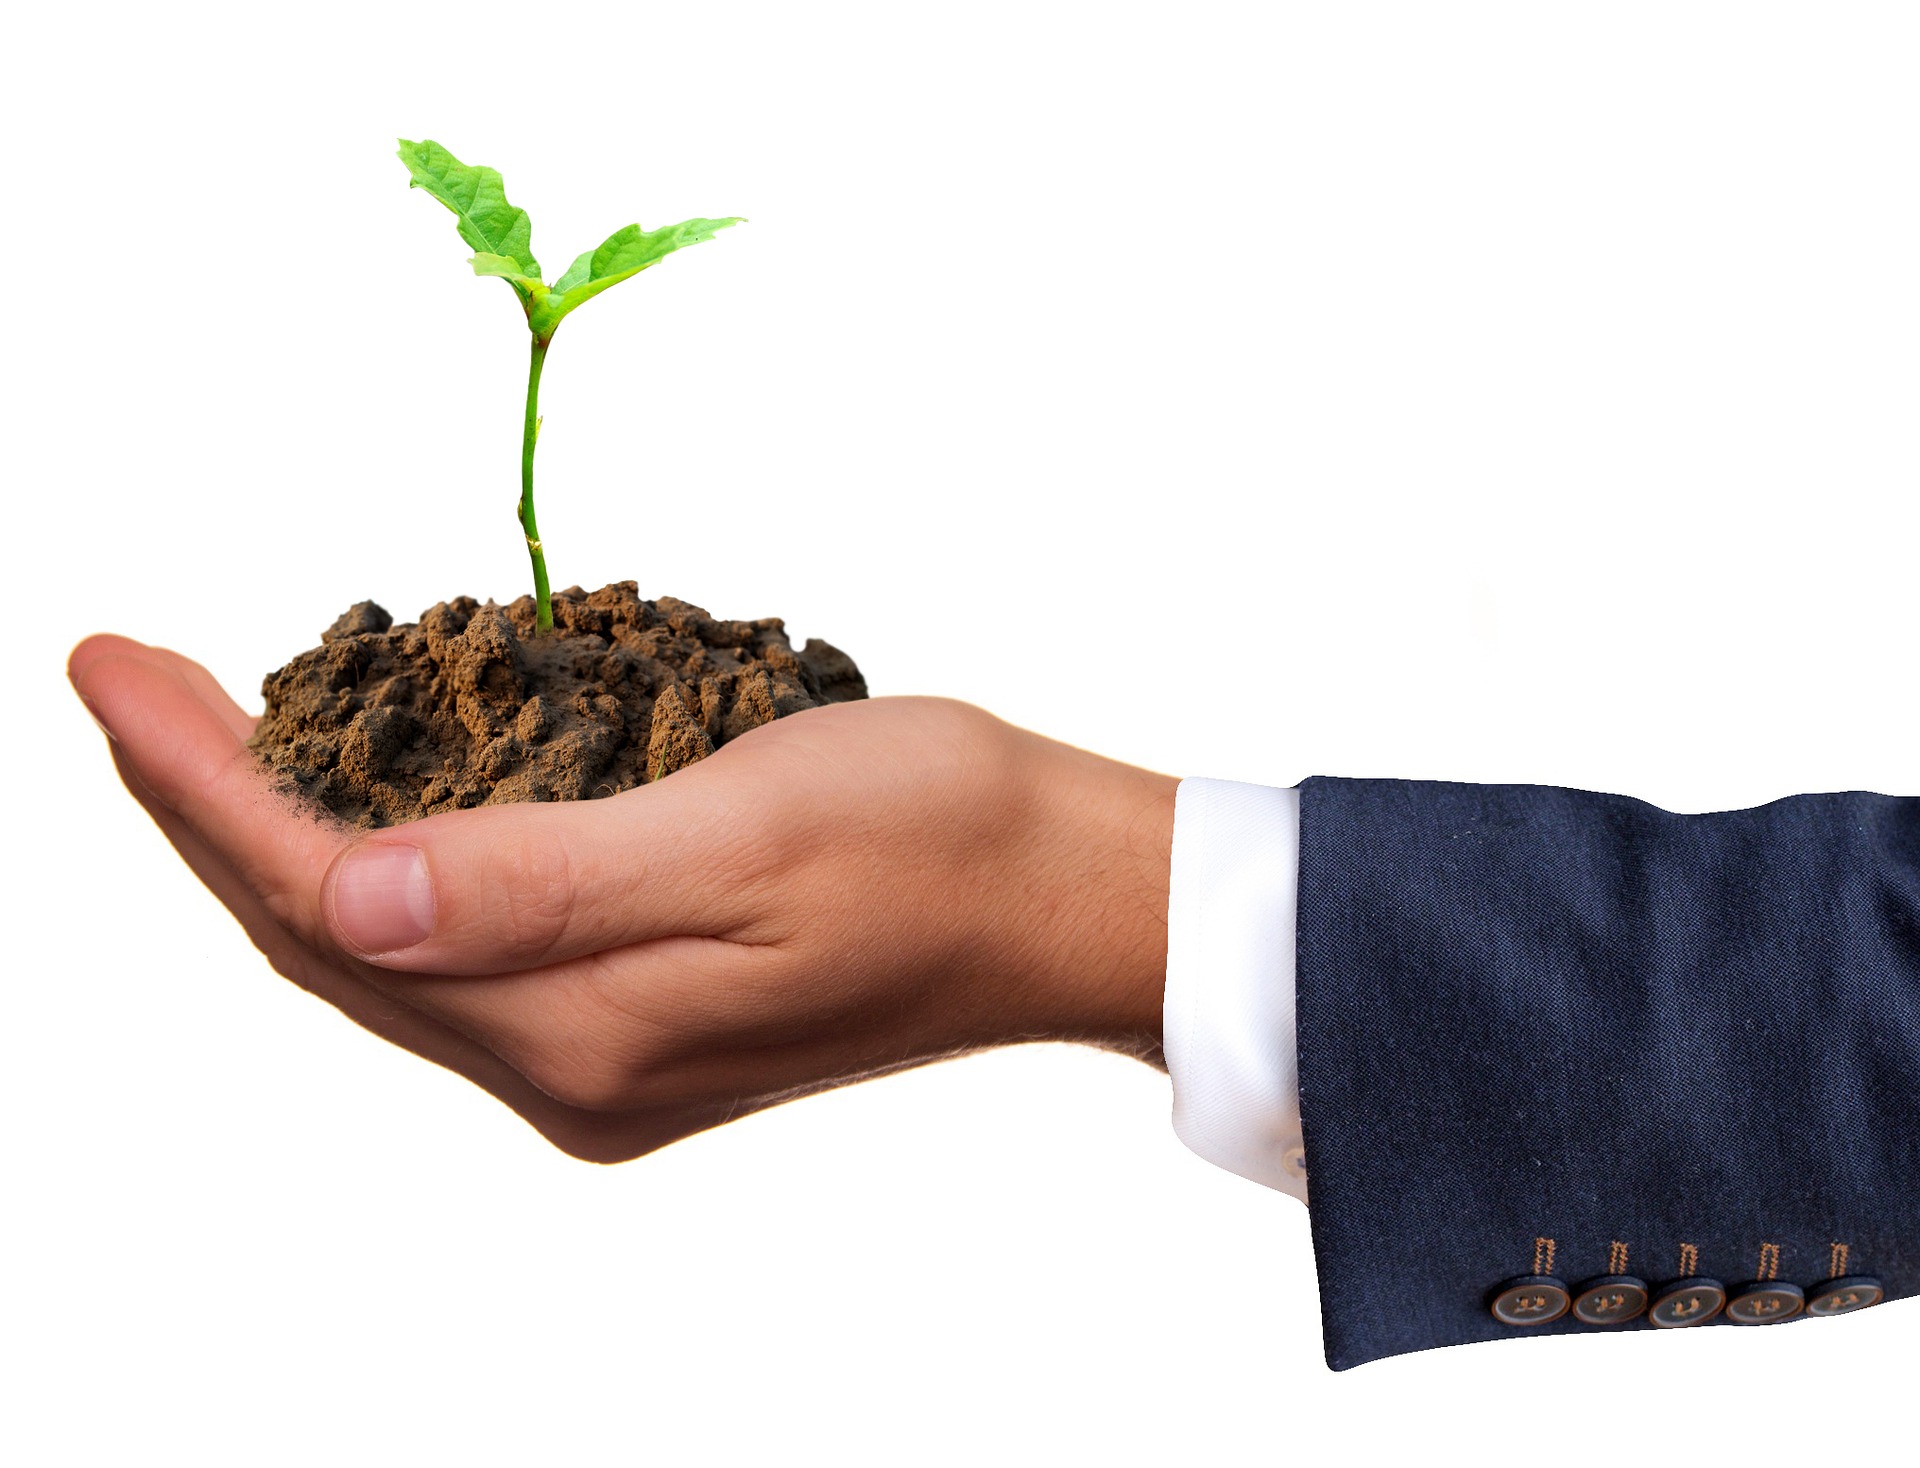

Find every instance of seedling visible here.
[398,138,741,632]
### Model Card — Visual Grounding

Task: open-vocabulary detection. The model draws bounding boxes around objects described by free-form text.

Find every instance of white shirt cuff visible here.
[1163,777,1307,1202]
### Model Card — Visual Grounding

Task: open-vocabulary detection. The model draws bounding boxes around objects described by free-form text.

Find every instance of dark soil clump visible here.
[250,582,866,827]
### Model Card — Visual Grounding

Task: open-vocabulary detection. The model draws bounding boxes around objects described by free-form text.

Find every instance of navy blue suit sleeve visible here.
[1294,778,1920,1370]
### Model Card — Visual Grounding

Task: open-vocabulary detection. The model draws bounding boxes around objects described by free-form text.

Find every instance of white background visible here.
[8,2,1916,1462]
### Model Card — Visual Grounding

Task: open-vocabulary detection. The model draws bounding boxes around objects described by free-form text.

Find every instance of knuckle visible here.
[254,933,317,990]
[518,1037,640,1115]
[512,958,686,1115]
[695,789,828,908]
[704,819,792,901]
[258,883,315,947]
[485,832,577,961]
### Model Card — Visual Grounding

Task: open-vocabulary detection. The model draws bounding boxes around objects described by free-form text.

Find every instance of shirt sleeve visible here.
[1162,777,1308,1202]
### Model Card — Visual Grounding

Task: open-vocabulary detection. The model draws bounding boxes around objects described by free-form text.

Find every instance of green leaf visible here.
[397,138,543,300]
[528,217,742,339]
[470,253,550,306]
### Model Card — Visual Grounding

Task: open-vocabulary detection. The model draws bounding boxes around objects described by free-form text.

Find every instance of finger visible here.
[72,646,347,953]
[144,645,260,742]
[70,633,146,737]
[69,633,147,687]
[105,738,628,1155]
[105,739,467,1074]
[389,933,973,1125]
[318,769,776,976]
[73,639,769,980]
[70,635,257,743]
[383,937,751,1111]
[108,741,332,993]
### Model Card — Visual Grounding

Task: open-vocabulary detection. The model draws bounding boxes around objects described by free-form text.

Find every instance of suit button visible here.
[1571,1275,1649,1325]
[1726,1281,1805,1324]
[1807,1277,1884,1317]
[1649,1278,1726,1327]
[1490,1275,1570,1326]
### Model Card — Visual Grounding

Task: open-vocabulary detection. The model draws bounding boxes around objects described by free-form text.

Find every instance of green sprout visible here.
[397,138,742,633]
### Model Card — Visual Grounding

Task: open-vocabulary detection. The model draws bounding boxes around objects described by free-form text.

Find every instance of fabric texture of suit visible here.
[1294,777,1919,1370]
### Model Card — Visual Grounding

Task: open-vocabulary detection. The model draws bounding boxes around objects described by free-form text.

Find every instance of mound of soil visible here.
[250,582,866,827]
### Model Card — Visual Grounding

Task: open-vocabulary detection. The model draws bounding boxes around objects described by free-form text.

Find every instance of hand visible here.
[69,637,1175,1162]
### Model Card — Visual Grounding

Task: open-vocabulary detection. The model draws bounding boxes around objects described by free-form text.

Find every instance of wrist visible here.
[1001,731,1176,1063]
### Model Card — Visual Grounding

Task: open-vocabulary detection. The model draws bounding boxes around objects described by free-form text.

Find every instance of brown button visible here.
[1807,1277,1884,1318]
[1571,1275,1649,1325]
[1726,1281,1805,1324]
[1649,1278,1726,1328]
[1490,1275,1570,1326]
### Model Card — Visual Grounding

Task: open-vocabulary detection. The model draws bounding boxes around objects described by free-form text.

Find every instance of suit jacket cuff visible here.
[1294,775,1918,1370]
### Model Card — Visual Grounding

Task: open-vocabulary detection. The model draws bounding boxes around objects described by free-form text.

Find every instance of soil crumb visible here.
[250,582,866,827]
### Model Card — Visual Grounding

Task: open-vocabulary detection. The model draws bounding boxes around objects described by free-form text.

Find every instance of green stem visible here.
[520,335,553,632]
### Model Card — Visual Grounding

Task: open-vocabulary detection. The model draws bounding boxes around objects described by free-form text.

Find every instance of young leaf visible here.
[470,253,550,306]
[397,138,543,300]
[396,137,745,633]
[528,217,743,339]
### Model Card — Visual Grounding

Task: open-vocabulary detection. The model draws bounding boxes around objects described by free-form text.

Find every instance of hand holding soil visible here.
[70,637,1175,1161]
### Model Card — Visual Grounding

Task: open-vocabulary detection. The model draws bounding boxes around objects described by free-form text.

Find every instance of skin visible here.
[68,636,1176,1164]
